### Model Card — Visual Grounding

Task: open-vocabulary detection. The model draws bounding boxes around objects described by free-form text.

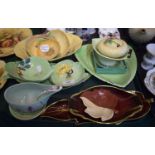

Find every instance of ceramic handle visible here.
[37,85,62,100]
[47,85,62,92]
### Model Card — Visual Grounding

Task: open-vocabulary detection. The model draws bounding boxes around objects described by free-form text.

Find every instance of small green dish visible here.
[5,56,52,82]
[50,59,90,87]
[75,44,137,87]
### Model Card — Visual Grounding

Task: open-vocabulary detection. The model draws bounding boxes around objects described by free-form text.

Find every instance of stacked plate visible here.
[14,29,83,61]
[0,28,32,57]
[41,85,152,125]
[75,40,137,87]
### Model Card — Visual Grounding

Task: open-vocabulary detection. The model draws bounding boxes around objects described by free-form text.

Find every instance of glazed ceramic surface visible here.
[0,60,7,89]
[14,33,82,62]
[92,38,132,61]
[6,57,52,82]
[50,59,90,87]
[4,83,62,113]
[9,105,46,121]
[40,85,152,125]
[69,86,147,124]
[75,44,137,87]
[40,99,73,121]
[0,28,32,58]
[144,68,155,95]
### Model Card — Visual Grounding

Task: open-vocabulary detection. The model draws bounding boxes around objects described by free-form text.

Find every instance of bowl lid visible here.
[92,38,132,61]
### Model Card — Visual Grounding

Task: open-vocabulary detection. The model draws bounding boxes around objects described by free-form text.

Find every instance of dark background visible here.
[0,28,155,127]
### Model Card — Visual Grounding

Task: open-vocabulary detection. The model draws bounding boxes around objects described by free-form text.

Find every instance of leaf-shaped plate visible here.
[39,86,152,125]
[75,44,137,87]
[69,85,149,125]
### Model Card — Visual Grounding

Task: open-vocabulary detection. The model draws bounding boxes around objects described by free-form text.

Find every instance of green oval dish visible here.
[50,59,86,87]
[6,56,52,82]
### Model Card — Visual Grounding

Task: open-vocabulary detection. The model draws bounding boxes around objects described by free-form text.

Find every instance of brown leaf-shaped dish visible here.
[39,86,153,125]
[69,85,152,125]
[40,99,74,122]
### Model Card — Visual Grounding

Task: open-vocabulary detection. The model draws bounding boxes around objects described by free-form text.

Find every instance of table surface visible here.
[0,28,155,127]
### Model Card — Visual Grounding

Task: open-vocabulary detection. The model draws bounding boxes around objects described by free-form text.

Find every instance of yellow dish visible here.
[14,39,29,59]
[48,30,70,57]
[0,28,32,57]
[0,60,7,89]
[97,38,129,58]
[27,37,60,61]
[66,33,83,53]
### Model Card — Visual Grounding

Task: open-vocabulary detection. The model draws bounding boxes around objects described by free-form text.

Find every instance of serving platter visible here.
[14,38,81,62]
[75,44,137,87]
[40,85,153,125]
[14,29,83,62]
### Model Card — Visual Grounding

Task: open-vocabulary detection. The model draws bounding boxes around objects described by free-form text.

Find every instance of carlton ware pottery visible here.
[5,56,52,82]
[69,85,152,124]
[40,99,73,122]
[14,30,83,62]
[6,57,90,88]
[75,44,137,87]
[4,82,62,115]
[0,28,32,57]
[40,85,153,125]
[50,59,90,87]
[92,38,132,62]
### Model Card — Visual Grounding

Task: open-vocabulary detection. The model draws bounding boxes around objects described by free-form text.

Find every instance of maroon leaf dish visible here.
[69,85,152,125]
[40,99,73,121]
[40,86,153,125]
